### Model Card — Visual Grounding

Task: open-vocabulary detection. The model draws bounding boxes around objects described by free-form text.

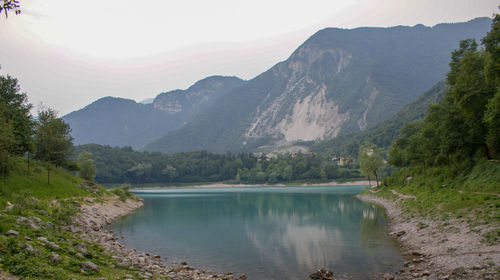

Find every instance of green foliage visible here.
[484,89,500,159]
[77,151,96,182]
[359,144,385,185]
[388,15,500,172]
[0,75,33,155]
[34,109,73,184]
[0,108,16,178]
[0,157,87,208]
[74,144,361,185]
[379,18,500,244]
[111,184,134,202]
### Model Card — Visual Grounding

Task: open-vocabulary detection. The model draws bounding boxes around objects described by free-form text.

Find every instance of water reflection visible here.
[111,186,402,280]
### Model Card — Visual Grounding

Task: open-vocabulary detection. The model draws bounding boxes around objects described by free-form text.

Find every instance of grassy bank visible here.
[0,158,154,279]
[370,159,500,244]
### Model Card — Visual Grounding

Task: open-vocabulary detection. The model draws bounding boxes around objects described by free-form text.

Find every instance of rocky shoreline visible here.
[75,195,246,280]
[357,194,499,280]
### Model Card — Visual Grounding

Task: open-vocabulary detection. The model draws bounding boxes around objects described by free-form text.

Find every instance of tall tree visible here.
[0,105,16,178]
[359,144,384,187]
[0,75,33,156]
[34,109,73,184]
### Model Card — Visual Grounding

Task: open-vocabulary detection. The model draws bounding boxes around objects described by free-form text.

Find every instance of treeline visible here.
[0,75,73,183]
[74,144,361,184]
[388,16,500,172]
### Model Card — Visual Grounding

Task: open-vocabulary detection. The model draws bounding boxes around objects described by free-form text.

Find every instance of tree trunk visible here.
[374,171,379,187]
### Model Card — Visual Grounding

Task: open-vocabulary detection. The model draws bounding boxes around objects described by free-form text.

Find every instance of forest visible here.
[73,144,361,184]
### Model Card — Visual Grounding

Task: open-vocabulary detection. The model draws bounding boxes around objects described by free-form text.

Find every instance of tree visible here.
[484,89,500,159]
[359,144,384,187]
[0,106,16,178]
[34,109,73,184]
[161,164,178,181]
[77,151,96,182]
[0,75,33,156]
[0,0,21,18]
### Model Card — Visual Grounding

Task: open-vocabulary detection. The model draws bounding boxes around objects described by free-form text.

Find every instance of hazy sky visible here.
[0,0,498,115]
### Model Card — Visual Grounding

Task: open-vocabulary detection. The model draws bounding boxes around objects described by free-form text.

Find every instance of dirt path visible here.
[391,189,417,200]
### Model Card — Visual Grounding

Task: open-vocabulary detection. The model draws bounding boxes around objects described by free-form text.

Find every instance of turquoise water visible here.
[110,186,403,279]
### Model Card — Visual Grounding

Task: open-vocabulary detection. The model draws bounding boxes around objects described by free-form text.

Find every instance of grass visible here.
[0,158,88,208]
[0,157,161,279]
[371,159,500,243]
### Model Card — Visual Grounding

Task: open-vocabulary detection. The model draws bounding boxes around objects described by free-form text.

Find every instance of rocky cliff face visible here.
[145,18,492,154]
[153,76,245,118]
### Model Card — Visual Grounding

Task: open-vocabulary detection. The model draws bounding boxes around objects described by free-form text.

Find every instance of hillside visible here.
[145,18,491,154]
[63,76,245,149]
[311,80,447,156]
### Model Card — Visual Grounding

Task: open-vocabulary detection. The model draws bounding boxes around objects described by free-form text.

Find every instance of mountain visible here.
[310,80,447,156]
[144,18,492,154]
[63,76,245,149]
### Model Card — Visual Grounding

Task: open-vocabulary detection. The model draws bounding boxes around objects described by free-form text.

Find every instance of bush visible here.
[111,184,134,202]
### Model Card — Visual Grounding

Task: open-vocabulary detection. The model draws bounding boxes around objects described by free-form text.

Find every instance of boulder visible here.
[5,230,19,236]
[50,252,61,263]
[82,261,99,272]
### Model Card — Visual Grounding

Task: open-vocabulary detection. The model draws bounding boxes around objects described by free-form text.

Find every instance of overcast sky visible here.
[0,0,498,115]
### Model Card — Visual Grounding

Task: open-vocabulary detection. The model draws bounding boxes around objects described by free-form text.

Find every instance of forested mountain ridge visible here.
[145,17,491,154]
[311,81,447,157]
[62,76,245,149]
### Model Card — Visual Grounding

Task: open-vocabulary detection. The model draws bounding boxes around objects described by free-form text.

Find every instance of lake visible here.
[110,186,403,279]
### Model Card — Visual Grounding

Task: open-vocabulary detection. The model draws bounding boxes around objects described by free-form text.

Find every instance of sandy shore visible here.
[131,180,371,190]
[357,193,499,279]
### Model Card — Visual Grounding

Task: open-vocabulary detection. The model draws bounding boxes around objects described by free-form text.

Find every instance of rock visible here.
[181,261,188,265]
[390,230,406,237]
[17,217,29,223]
[411,251,423,257]
[68,226,81,233]
[50,252,61,263]
[6,201,14,210]
[75,242,87,253]
[5,230,19,236]
[382,273,394,280]
[37,236,48,242]
[30,216,41,223]
[423,270,431,276]
[45,222,55,229]
[81,261,99,271]
[309,268,334,280]
[47,241,60,250]
[76,252,84,258]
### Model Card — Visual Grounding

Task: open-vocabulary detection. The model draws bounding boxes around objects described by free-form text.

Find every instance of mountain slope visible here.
[145,18,491,154]
[63,76,245,149]
[310,81,447,156]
